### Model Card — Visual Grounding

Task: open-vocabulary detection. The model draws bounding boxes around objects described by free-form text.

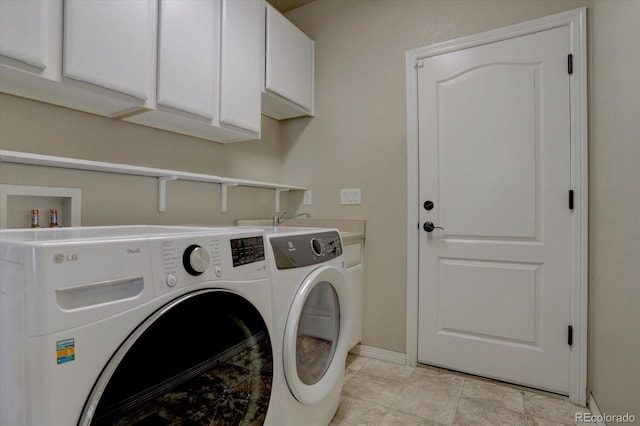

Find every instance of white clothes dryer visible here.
[262,227,350,426]
[1,225,276,426]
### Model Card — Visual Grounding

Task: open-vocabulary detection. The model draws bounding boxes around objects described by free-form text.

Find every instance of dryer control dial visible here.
[310,238,323,256]
[183,244,210,276]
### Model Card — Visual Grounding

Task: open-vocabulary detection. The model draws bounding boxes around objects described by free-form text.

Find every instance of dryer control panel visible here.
[270,230,342,270]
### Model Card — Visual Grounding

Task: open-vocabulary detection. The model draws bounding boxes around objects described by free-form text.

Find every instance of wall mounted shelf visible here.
[0,150,305,213]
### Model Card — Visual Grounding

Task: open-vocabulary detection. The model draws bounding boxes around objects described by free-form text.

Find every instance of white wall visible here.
[284,0,639,417]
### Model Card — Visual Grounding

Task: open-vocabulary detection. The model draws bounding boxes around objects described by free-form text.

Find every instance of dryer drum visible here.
[80,290,273,426]
[296,281,340,385]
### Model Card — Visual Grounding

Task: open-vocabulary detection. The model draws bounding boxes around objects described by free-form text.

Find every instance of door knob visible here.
[423,222,444,232]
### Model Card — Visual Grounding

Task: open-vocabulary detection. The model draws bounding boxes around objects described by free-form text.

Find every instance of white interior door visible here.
[417,26,573,394]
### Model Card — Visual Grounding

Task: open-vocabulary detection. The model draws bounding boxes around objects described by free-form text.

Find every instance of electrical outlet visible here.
[340,188,361,205]
[303,190,312,206]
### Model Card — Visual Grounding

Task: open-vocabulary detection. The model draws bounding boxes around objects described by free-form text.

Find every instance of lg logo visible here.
[53,254,78,264]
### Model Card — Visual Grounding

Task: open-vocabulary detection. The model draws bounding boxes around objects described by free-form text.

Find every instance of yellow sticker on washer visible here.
[56,338,75,364]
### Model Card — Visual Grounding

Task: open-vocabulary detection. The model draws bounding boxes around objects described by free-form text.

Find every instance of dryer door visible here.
[283,265,350,404]
[79,289,273,425]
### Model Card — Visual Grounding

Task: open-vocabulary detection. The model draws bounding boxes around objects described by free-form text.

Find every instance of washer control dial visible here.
[183,244,210,276]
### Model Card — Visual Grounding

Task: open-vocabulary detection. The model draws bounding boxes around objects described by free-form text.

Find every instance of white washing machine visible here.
[261,227,350,426]
[0,225,277,426]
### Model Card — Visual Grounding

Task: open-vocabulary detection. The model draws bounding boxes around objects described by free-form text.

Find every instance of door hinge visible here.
[569,189,574,210]
[415,59,424,69]
[568,325,574,346]
[568,54,573,75]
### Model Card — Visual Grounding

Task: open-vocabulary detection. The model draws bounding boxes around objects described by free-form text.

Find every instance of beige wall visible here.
[587,0,640,418]
[284,0,639,417]
[1,0,638,418]
[0,94,294,226]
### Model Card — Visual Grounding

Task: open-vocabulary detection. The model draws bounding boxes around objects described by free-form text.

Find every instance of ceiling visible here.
[267,0,316,13]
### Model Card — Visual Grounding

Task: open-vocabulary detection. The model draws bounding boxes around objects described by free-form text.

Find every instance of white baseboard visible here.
[587,393,607,426]
[349,344,406,364]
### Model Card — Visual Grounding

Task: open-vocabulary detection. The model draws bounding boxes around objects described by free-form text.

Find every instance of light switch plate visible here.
[340,188,361,205]
[303,190,312,206]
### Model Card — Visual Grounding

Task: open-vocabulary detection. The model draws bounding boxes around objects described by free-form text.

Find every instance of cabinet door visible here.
[265,3,313,112]
[345,264,363,350]
[219,0,261,136]
[63,0,156,102]
[157,0,218,120]
[0,0,62,79]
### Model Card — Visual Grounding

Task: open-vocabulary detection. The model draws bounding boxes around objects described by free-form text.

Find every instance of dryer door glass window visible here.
[80,290,272,426]
[296,281,340,385]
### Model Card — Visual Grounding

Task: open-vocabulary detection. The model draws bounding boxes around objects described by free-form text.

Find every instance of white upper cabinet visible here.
[155,0,218,120]
[262,2,314,120]
[219,0,262,135]
[63,0,156,106]
[126,0,262,143]
[0,0,262,142]
[0,0,156,117]
[0,0,62,80]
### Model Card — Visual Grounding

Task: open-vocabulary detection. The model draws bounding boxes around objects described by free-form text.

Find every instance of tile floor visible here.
[330,354,590,425]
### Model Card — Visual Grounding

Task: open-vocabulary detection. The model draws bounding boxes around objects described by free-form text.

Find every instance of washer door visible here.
[79,289,272,426]
[283,265,349,405]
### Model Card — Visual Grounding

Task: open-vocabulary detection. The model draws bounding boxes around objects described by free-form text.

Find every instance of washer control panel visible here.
[270,230,342,270]
[230,236,266,267]
[159,237,221,281]
[149,231,268,293]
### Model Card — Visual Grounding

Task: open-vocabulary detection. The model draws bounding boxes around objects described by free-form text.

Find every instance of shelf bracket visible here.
[157,175,178,212]
[274,188,290,213]
[220,183,238,213]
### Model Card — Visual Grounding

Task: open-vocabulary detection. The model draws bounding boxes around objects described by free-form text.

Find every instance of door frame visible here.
[405,8,588,405]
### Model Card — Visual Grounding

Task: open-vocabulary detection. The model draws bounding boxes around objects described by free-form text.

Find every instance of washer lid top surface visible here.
[0,225,254,243]
[0,225,265,262]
